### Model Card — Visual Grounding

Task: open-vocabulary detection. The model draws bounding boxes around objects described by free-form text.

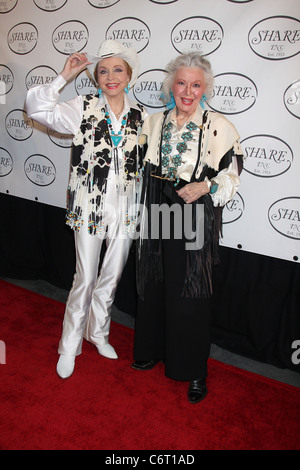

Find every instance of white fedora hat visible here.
[86,40,139,89]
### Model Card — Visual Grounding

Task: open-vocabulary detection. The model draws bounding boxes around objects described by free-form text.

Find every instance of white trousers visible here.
[58,204,132,357]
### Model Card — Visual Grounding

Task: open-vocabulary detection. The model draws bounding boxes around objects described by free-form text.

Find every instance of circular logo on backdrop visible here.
[33,0,67,11]
[24,155,56,186]
[47,128,73,148]
[0,148,13,177]
[171,17,223,55]
[0,65,14,95]
[75,70,97,95]
[268,197,300,240]
[222,192,245,224]
[149,0,178,3]
[52,21,89,54]
[208,73,258,114]
[284,79,300,119]
[0,0,18,13]
[5,109,34,141]
[106,17,150,52]
[242,135,293,178]
[248,16,300,60]
[25,65,57,90]
[88,0,120,7]
[8,23,38,54]
[133,69,165,108]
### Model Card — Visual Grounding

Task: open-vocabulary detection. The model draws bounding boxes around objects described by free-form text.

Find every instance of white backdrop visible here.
[0,0,299,263]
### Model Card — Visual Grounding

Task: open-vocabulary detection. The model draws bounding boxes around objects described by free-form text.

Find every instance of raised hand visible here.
[60,52,91,82]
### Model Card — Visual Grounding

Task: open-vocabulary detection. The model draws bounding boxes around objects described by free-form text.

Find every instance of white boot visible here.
[56,355,75,378]
[97,343,118,359]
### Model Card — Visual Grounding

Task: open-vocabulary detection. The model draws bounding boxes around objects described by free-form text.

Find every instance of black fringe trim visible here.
[136,163,222,300]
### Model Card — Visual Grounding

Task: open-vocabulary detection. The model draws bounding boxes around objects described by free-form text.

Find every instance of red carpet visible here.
[0,279,299,451]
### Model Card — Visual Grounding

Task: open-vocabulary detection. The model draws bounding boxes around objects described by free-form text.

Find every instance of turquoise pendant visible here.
[111,135,122,146]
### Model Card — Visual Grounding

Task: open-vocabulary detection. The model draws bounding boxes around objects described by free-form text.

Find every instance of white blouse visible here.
[26,74,146,164]
[162,107,241,207]
[26,75,146,231]
[26,74,143,136]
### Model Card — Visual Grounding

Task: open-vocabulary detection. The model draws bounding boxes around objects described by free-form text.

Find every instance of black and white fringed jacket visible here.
[66,94,146,236]
[136,108,244,299]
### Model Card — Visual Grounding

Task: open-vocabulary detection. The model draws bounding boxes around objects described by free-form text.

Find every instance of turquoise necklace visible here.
[105,110,127,146]
[161,121,197,186]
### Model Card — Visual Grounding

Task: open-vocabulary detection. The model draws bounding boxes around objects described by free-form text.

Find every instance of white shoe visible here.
[56,355,75,379]
[97,343,118,359]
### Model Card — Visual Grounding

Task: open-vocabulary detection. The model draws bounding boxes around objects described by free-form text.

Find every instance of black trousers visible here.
[133,181,211,381]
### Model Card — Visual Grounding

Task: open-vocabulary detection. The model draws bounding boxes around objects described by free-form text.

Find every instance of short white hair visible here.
[161,53,214,104]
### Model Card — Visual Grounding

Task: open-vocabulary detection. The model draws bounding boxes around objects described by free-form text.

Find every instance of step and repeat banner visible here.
[0,0,299,263]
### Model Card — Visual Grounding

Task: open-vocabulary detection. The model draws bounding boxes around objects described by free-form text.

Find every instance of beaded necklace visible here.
[161,120,198,186]
[105,109,127,146]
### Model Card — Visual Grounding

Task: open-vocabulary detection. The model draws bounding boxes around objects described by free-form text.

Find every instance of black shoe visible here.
[188,379,207,404]
[131,359,160,371]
